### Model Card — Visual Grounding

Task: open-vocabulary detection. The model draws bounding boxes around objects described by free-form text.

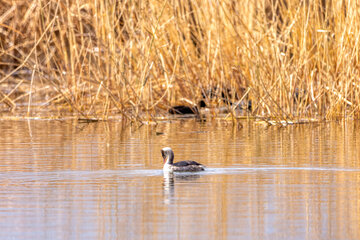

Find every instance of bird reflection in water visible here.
[162,172,201,205]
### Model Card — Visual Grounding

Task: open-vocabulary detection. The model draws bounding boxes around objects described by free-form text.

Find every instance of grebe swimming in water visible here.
[161,147,205,172]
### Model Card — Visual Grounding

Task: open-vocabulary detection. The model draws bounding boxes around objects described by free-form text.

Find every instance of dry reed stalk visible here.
[0,0,359,122]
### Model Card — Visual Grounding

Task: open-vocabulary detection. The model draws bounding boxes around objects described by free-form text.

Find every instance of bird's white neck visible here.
[163,163,173,173]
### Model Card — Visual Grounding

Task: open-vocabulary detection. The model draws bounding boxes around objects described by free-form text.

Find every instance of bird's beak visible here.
[161,150,166,163]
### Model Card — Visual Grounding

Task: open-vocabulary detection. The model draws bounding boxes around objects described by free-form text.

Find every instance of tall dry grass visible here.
[0,0,359,122]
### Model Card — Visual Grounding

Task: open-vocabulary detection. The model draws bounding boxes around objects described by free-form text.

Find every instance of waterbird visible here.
[168,86,251,115]
[161,147,205,173]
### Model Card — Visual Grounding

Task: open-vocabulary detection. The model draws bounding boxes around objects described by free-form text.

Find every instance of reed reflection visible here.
[0,120,360,239]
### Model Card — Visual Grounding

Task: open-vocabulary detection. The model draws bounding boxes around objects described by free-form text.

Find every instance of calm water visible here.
[0,119,360,239]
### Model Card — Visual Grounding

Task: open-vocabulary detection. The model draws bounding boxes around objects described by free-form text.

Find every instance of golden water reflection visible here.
[0,120,359,239]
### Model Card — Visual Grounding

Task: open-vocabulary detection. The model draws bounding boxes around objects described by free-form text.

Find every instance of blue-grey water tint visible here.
[0,119,360,239]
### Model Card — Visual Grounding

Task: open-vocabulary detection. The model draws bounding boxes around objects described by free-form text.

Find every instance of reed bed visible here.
[0,0,359,123]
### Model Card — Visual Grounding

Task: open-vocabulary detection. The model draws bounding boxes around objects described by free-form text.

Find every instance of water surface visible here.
[0,120,359,239]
